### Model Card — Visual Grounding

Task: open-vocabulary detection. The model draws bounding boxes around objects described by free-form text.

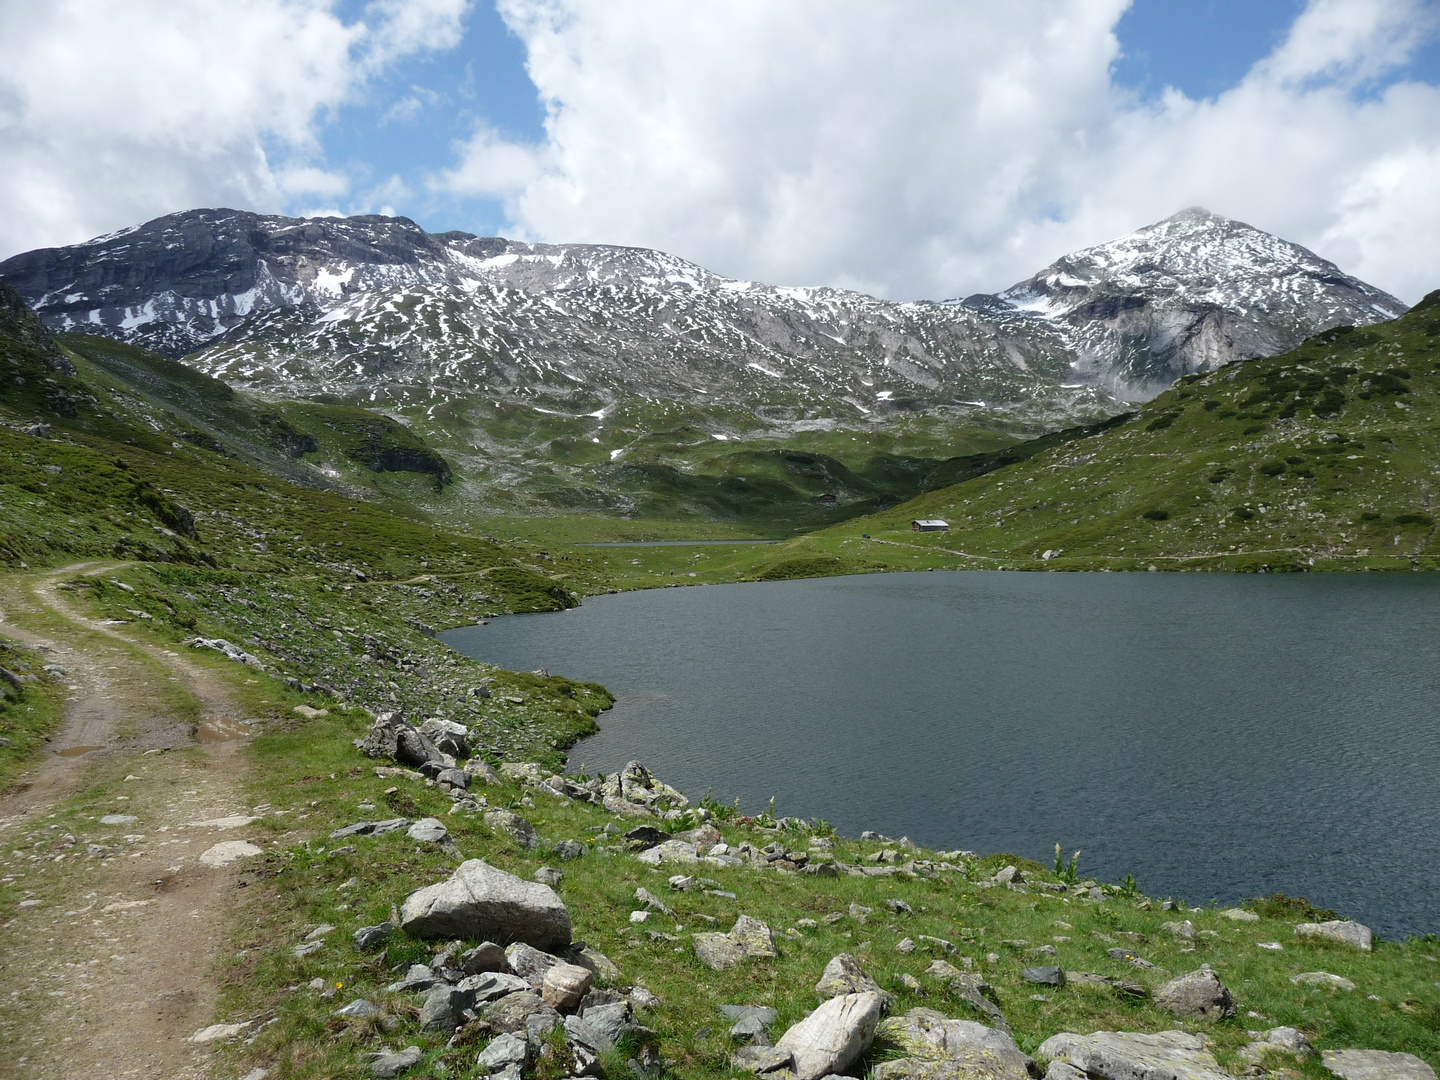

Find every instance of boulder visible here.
[583,1000,637,1047]
[554,839,588,860]
[483,991,558,1035]
[874,1008,1035,1080]
[1239,1026,1313,1064]
[1162,920,1196,940]
[500,762,547,786]
[816,954,886,1001]
[399,859,571,949]
[563,1014,609,1074]
[334,999,382,1019]
[386,964,439,993]
[1296,920,1374,951]
[1322,1049,1437,1080]
[774,992,884,1080]
[353,922,395,950]
[484,810,539,849]
[1022,967,1064,986]
[1220,908,1259,922]
[1038,1030,1230,1080]
[734,1045,796,1075]
[568,943,622,982]
[465,758,500,784]
[419,718,470,758]
[542,962,594,1011]
[1153,966,1236,1020]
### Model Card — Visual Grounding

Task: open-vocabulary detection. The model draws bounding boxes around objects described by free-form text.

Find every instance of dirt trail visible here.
[0,564,260,1080]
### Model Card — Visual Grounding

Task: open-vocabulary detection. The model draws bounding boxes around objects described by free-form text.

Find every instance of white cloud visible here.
[433,0,1440,303]
[0,0,468,258]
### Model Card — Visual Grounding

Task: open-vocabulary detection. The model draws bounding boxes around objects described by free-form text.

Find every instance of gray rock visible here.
[534,866,563,887]
[553,839,587,860]
[816,954,886,1001]
[484,810,539,849]
[1220,907,1260,922]
[1322,1049,1437,1080]
[775,992,884,1080]
[1045,1064,1087,1080]
[353,922,395,950]
[368,1046,423,1079]
[330,817,409,839]
[583,1000,635,1047]
[1162,920,1196,940]
[476,1031,530,1071]
[484,991,555,1035]
[465,758,500,784]
[694,932,748,971]
[507,941,565,984]
[1153,966,1236,1020]
[435,767,470,790]
[400,859,571,949]
[1038,1030,1230,1080]
[458,971,533,1003]
[1239,1026,1314,1063]
[731,915,778,958]
[1022,967,1064,986]
[569,943,622,982]
[721,1004,780,1024]
[1292,971,1356,991]
[734,1045,796,1075]
[386,963,438,993]
[460,941,509,975]
[419,985,471,1032]
[334,998,382,1019]
[635,887,674,916]
[564,1014,609,1074]
[407,817,449,843]
[1296,920,1374,951]
[636,838,699,866]
[873,1008,1035,1080]
[730,1013,773,1045]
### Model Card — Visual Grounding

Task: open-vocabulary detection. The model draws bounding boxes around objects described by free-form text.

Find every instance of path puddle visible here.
[196,718,250,743]
[56,745,103,757]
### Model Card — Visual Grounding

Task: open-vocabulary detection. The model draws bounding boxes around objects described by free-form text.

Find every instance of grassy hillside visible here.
[672,289,1440,578]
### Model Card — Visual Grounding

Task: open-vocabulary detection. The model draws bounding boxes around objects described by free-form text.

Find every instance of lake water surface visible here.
[442,571,1440,938]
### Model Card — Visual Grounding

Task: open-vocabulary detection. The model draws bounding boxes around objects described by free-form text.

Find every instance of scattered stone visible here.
[1154,966,1236,1020]
[1039,1030,1230,1080]
[1022,966,1065,986]
[774,991,884,1080]
[292,940,324,958]
[483,991,556,1035]
[386,964,439,993]
[367,1045,423,1078]
[400,859,571,949]
[1322,1049,1437,1080]
[734,1045,795,1075]
[694,933,748,971]
[553,839,587,860]
[886,898,914,915]
[1045,1062,1087,1080]
[636,839,699,866]
[476,1031,530,1072]
[874,1008,1036,1080]
[585,999,642,1046]
[335,998,382,1019]
[330,818,410,840]
[484,810,540,849]
[629,985,660,1010]
[458,971,533,1003]
[188,1022,250,1043]
[1239,1026,1313,1063]
[624,826,669,849]
[542,962,594,1011]
[731,915,778,958]
[816,954,886,1001]
[1292,971,1357,991]
[460,941,509,975]
[407,817,449,843]
[99,814,138,826]
[635,887,674,916]
[507,942,565,984]
[465,758,500,784]
[1296,920,1374,951]
[534,866,563,887]
[848,903,873,924]
[895,937,916,955]
[348,921,393,951]
[993,865,1023,885]
[629,911,651,924]
[1162,920,1196,940]
[419,984,471,1032]
[1221,907,1260,922]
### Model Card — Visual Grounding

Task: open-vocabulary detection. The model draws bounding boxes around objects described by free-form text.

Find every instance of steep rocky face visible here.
[968,207,1407,396]
[0,207,1406,422]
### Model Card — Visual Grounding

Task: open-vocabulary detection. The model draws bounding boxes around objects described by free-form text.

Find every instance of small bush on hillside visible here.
[1141,508,1170,521]
[1259,460,1287,476]
[1244,893,1340,922]
[1394,512,1435,526]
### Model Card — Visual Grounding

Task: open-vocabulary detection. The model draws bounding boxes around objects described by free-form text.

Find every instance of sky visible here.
[1,0,1438,303]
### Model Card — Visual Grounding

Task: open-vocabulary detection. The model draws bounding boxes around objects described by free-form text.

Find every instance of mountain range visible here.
[0,207,1404,420]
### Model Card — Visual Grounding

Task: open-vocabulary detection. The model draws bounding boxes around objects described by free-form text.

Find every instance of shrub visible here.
[1243,424,1266,436]
[1202,399,1220,411]
[1245,893,1340,922]
[1141,508,1170,521]
[1145,413,1179,432]
[1232,506,1256,521]
[1394,512,1435,526]
[1208,469,1231,484]
[1259,460,1287,476]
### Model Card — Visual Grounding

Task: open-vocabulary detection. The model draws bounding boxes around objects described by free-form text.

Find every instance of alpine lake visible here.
[442,570,1440,940]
